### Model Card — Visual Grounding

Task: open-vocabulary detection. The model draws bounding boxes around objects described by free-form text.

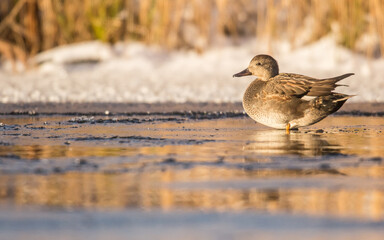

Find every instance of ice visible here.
[0,37,383,103]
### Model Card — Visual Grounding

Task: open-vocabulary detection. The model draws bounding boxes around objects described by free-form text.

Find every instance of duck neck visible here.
[265,66,279,80]
[258,68,278,81]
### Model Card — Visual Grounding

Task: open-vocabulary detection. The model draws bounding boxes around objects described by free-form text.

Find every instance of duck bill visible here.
[233,68,252,77]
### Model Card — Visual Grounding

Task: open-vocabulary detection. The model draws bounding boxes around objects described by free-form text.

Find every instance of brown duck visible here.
[233,54,354,131]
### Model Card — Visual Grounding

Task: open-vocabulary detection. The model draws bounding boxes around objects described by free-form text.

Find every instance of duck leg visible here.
[286,123,290,134]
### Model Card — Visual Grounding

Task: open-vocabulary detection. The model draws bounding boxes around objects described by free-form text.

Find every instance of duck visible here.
[233,54,354,131]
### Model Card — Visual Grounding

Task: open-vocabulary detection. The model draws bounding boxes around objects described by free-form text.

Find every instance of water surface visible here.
[1,114,384,239]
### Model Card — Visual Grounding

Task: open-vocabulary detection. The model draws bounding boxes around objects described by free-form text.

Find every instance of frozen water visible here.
[0,37,383,103]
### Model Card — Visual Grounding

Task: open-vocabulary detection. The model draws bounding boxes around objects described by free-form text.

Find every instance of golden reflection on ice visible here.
[1,115,384,221]
[1,166,384,220]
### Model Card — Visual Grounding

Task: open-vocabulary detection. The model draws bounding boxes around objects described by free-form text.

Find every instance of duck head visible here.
[233,54,279,81]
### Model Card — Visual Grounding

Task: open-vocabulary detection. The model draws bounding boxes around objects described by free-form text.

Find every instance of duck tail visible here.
[312,93,354,115]
[321,73,354,82]
[333,94,355,102]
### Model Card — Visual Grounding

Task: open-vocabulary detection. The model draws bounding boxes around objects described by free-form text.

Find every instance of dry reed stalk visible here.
[0,0,27,33]
[38,0,57,50]
[138,0,152,43]
[24,0,39,55]
[151,0,168,46]
[215,0,240,41]
[165,0,184,48]
[0,0,31,70]
[0,39,27,70]
[310,0,331,41]
[370,0,384,56]
[283,0,309,46]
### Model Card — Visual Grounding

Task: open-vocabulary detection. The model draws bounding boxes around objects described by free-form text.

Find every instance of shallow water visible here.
[1,114,384,239]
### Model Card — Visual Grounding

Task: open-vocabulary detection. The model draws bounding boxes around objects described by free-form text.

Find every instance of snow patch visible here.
[0,37,383,103]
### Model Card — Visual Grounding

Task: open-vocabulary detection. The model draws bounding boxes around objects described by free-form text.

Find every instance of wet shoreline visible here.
[1,102,384,116]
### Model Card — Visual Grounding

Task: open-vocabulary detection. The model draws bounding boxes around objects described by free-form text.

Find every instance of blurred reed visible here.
[0,0,384,64]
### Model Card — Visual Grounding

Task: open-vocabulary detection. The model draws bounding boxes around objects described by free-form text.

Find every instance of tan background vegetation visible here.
[0,0,383,64]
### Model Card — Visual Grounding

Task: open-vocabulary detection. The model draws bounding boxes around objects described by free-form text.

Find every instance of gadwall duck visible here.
[233,54,354,131]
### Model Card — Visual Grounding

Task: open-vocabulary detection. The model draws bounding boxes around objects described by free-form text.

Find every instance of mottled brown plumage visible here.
[233,54,354,130]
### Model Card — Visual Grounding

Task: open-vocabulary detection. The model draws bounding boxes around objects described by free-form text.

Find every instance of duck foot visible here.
[286,123,290,134]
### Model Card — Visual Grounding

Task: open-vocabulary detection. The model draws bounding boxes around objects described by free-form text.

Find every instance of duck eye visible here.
[256,62,261,66]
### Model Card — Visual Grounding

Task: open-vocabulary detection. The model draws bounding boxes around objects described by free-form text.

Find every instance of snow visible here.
[0,37,383,103]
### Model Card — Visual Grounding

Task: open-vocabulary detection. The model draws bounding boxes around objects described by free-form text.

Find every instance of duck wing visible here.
[264,73,354,98]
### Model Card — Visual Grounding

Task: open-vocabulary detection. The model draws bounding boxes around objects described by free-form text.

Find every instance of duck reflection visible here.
[243,130,341,157]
